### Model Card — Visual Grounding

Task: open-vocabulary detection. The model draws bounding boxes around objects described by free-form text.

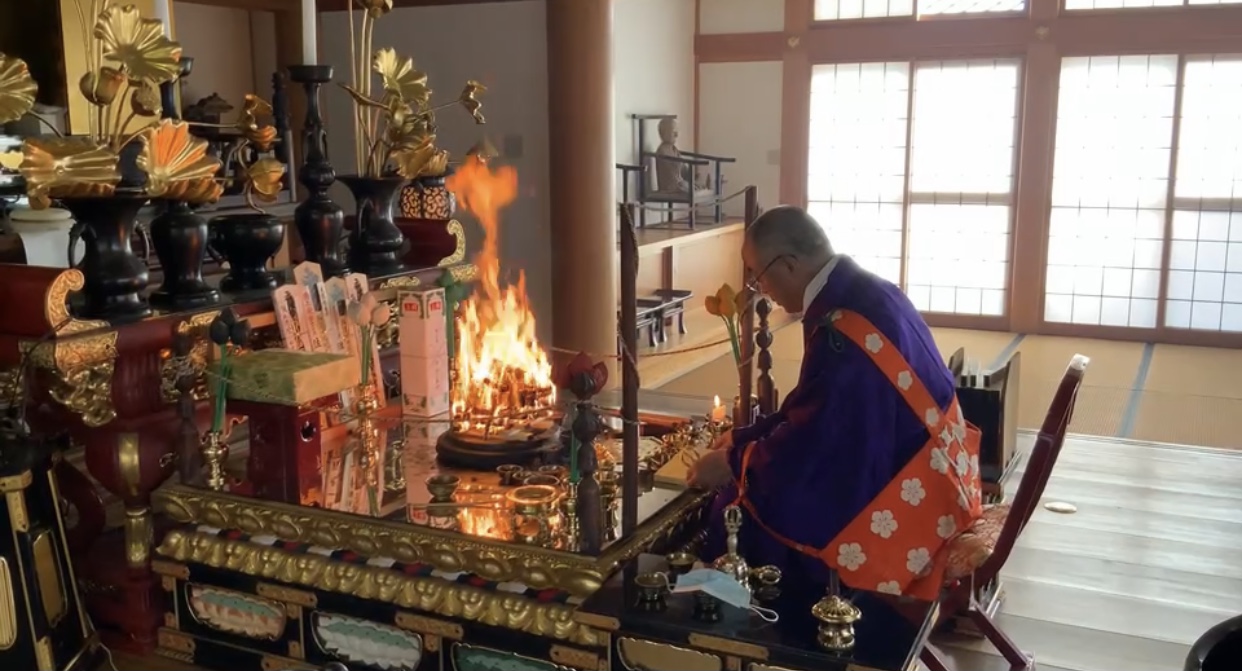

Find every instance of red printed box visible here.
[399,288,448,357]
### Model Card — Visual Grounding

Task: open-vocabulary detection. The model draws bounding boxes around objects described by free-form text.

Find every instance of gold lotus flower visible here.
[356,0,394,18]
[95,4,183,83]
[245,125,277,151]
[20,137,121,209]
[373,49,430,107]
[246,158,286,201]
[705,284,739,319]
[460,80,486,124]
[0,53,37,125]
[137,120,223,203]
[239,94,272,124]
[79,67,126,106]
[129,82,161,117]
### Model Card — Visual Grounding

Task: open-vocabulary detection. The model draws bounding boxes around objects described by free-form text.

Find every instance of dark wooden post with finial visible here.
[755,297,777,413]
[618,202,640,536]
[738,186,759,422]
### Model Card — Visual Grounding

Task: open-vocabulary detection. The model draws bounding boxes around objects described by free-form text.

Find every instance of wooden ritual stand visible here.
[0,260,476,654]
[230,396,336,506]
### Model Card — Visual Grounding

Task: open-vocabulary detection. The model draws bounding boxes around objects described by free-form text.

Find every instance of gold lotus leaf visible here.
[391,136,440,180]
[0,151,22,170]
[137,119,223,203]
[20,137,121,208]
[95,4,183,83]
[460,80,486,124]
[129,82,161,117]
[0,53,37,125]
[356,0,393,17]
[247,158,286,201]
[373,48,430,107]
[339,84,385,110]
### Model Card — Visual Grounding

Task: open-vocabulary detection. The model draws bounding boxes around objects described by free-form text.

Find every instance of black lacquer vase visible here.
[149,201,219,310]
[210,213,284,292]
[341,174,407,277]
[60,194,152,321]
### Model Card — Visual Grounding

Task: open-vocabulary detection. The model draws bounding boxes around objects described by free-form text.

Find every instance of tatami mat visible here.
[654,323,1240,449]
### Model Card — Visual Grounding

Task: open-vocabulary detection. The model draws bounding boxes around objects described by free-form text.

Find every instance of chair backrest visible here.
[992,351,1021,481]
[977,354,1088,579]
[947,347,966,378]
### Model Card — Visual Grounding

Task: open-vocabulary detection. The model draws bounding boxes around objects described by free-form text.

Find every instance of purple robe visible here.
[702,256,956,588]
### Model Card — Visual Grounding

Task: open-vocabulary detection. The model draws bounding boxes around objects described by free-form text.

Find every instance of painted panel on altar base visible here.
[452,642,570,671]
[311,611,424,671]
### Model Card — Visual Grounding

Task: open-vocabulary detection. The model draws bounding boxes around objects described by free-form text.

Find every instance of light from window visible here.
[1045,55,1178,329]
[905,60,1019,316]
[808,62,909,284]
[1167,56,1242,332]
[814,0,1025,19]
[1063,0,1180,9]
[918,0,1026,14]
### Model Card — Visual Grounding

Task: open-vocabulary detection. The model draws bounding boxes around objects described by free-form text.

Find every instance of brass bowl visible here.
[537,464,567,480]
[523,474,561,487]
[666,551,696,576]
[506,484,559,515]
[425,474,460,501]
[496,464,522,486]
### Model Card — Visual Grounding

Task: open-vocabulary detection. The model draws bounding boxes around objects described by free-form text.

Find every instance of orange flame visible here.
[446,156,555,426]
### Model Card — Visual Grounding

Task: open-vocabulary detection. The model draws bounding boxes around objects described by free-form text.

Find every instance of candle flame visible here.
[713,395,721,408]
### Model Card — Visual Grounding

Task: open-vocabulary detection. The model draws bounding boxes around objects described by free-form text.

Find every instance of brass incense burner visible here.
[812,592,862,652]
[710,505,750,592]
[505,484,558,544]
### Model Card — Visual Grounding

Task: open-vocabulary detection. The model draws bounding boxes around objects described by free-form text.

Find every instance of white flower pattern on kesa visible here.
[864,333,883,353]
[897,371,913,390]
[958,484,974,511]
[939,427,954,446]
[838,542,867,571]
[952,420,967,442]
[900,478,926,506]
[870,510,898,538]
[930,448,950,474]
[877,580,902,595]
[924,407,940,426]
[830,310,843,322]
[936,515,957,539]
[970,454,980,476]
[906,547,932,575]
[955,450,971,477]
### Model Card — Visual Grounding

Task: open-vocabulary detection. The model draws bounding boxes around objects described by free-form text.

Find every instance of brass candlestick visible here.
[561,485,580,551]
[201,430,229,491]
[598,470,619,541]
[812,592,862,652]
[354,384,382,489]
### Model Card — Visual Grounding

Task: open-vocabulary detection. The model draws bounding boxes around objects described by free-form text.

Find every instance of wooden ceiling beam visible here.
[697,6,1242,63]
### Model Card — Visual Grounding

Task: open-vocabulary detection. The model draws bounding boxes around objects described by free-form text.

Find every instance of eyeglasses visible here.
[745,254,791,293]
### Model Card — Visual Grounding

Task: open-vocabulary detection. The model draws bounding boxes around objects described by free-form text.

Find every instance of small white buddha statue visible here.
[654,117,711,194]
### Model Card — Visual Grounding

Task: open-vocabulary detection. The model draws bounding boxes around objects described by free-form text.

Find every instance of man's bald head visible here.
[742,206,835,313]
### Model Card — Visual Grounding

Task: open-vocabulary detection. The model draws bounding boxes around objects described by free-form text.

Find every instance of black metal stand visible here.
[288,64,347,277]
[159,57,194,120]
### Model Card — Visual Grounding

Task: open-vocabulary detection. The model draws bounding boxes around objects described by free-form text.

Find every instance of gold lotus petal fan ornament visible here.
[0,53,37,125]
[94,4,183,84]
[19,137,121,209]
[246,158,286,202]
[373,48,431,107]
[460,80,487,124]
[356,0,394,17]
[137,120,223,203]
[129,82,161,117]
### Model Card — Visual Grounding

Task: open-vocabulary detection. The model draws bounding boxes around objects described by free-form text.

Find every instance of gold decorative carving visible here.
[32,530,67,627]
[24,330,118,428]
[161,575,176,591]
[425,634,441,653]
[572,612,619,632]
[123,506,153,567]
[550,644,601,670]
[45,269,109,336]
[395,612,463,640]
[157,529,604,646]
[152,559,190,580]
[0,557,16,650]
[261,654,315,671]
[450,263,478,283]
[0,368,22,410]
[159,627,196,655]
[688,634,768,661]
[154,483,709,600]
[288,640,304,659]
[0,470,31,492]
[379,276,421,290]
[438,219,467,266]
[618,638,721,671]
[117,433,142,497]
[726,657,740,671]
[160,311,221,402]
[35,636,53,671]
[256,582,318,608]
[5,491,28,532]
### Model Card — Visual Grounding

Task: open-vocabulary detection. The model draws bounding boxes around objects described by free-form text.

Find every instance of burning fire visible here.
[445,157,556,431]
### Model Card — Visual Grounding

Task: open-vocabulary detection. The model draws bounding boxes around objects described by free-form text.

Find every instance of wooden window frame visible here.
[696,0,1242,347]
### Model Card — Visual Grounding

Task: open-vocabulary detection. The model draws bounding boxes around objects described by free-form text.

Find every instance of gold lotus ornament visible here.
[19,137,122,209]
[129,83,162,117]
[137,120,224,204]
[0,53,37,125]
[95,4,183,84]
[374,49,431,107]
[79,67,126,106]
[357,0,394,18]
[246,158,286,203]
[390,136,440,180]
[460,80,487,124]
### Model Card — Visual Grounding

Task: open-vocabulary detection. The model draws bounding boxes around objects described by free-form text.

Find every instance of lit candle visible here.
[301,0,318,65]
[710,395,726,423]
[152,0,171,36]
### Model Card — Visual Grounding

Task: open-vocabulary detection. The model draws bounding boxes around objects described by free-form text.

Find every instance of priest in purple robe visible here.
[687,205,957,589]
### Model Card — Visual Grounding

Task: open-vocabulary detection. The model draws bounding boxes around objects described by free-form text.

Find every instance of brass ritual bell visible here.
[711,504,751,592]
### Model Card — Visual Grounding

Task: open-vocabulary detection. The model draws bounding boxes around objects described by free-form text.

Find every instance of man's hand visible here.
[687,448,733,490]
[708,429,733,452]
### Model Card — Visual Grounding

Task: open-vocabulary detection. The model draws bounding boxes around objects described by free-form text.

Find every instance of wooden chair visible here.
[631,114,735,229]
[921,354,1090,671]
[947,347,966,378]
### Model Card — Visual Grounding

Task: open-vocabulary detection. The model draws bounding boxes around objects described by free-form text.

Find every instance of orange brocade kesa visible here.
[445,157,556,428]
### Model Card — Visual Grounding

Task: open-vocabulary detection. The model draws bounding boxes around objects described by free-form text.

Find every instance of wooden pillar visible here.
[547,0,618,372]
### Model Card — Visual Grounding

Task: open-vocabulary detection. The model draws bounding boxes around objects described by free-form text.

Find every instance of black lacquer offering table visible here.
[576,553,937,671]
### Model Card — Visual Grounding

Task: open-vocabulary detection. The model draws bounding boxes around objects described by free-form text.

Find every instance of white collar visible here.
[800,256,839,319]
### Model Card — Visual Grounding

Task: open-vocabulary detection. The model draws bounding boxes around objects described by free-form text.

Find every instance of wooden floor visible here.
[105,430,1240,671]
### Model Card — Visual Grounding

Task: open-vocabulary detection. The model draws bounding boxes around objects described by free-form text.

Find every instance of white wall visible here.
[697,61,784,216]
[320,1,554,344]
[172,2,262,113]
[698,0,785,35]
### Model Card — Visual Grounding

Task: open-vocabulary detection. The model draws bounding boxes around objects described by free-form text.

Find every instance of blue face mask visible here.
[671,569,779,622]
